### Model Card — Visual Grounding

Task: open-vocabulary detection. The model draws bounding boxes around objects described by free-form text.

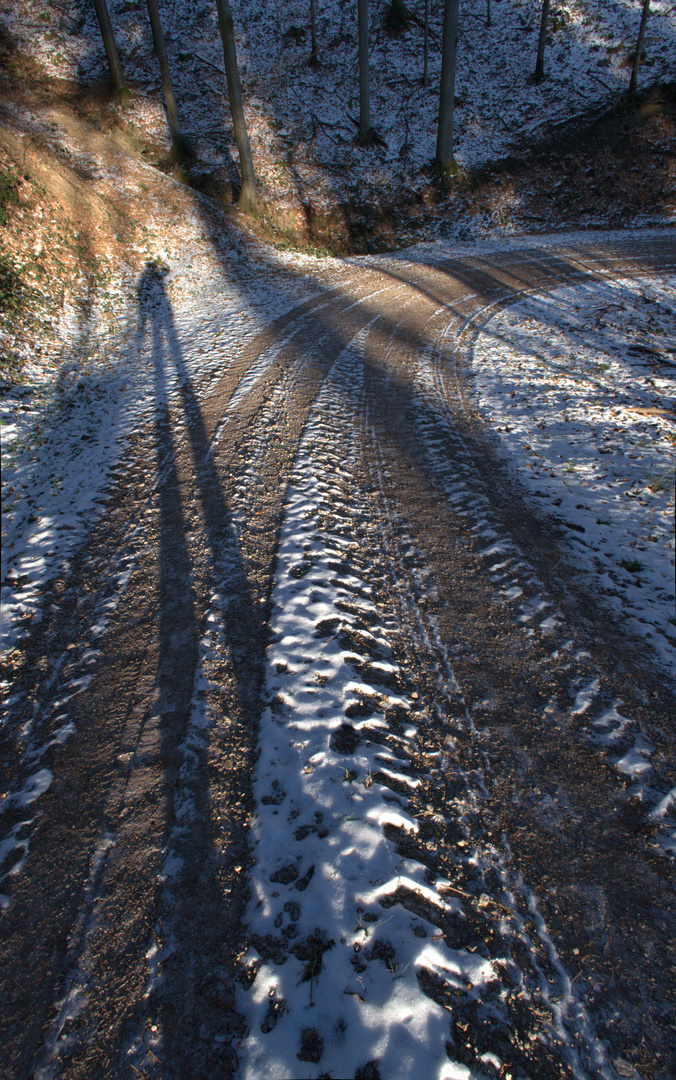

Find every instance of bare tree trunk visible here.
[436,0,459,173]
[92,0,128,99]
[534,0,550,84]
[486,0,491,29]
[310,0,319,62]
[214,0,257,213]
[145,0,182,147]
[629,0,651,94]
[357,0,372,144]
[345,146,353,237]
[423,0,429,87]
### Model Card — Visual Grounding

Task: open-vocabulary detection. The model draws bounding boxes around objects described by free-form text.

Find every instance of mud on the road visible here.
[1,237,675,1080]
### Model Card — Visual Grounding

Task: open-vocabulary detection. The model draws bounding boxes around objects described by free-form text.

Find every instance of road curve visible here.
[1,234,675,1080]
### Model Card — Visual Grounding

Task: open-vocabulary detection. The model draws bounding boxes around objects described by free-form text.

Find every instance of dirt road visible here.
[1,234,675,1080]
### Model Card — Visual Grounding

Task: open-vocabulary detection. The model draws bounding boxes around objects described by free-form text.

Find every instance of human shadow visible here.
[137,262,199,789]
[3,6,676,1074]
[1,203,673,1080]
[133,261,263,1076]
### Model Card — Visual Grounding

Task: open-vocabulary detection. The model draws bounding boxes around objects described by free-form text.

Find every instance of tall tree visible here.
[534,0,551,84]
[310,0,319,63]
[92,0,128,99]
[214,0,257,213]
[629,0,651,94]
[145,0,182,150]
[386,0,411,30]
[423,0,430,88]
[357,0,373,144]
[436,0,460,174]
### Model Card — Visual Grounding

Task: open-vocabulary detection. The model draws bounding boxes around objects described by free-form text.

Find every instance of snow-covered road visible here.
[1,217,675,1080]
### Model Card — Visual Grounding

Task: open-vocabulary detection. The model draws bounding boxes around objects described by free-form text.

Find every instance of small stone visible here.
[270,863,299,884]
[613,1061,637,1079]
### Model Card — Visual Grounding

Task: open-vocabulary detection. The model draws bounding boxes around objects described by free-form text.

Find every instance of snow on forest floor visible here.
[2,0,675,208]
[470,272,676,671]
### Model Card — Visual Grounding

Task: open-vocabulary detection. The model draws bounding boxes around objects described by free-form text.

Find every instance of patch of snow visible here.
[239,325,603,1078]
[240,334,481,1077]
[471,273,676,672]
[615,739,653,777]
[1,768,53,812]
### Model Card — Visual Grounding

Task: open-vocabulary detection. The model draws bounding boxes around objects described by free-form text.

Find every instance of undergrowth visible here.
[0,253,22,316]
[0,168,20,225]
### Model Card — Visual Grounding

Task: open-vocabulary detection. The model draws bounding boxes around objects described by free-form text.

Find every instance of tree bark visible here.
[145,0,181,145]
[423,0,429,87]
[310,0,319,62]
[436,0,460,172]
[629,0,651,94]
[486,0,491,29]
[357,0,372,143]
[214,0,257,213]
[92,0,128,99]
[534,0,550,84]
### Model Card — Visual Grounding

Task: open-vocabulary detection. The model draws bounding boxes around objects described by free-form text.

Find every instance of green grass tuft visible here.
[0,169,19,226]
[620,557,644,574]
[0,254,23,315]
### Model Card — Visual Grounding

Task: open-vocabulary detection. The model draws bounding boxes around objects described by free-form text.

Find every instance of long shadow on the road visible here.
[134,262,261,1076]
[3,199,674,1080]
[168,206,676,1073]
[138,262,199,799]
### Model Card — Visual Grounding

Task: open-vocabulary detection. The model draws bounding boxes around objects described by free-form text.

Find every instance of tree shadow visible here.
[143,194,676,1077]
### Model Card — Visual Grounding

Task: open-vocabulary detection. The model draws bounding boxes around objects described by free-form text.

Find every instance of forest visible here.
[3,0,672,252]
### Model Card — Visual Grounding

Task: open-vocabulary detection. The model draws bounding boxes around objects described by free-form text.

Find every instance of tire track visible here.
[2,238,674,1080]
[1,280,383,1078]
[357,246,676,1077]
[240,319,607,1079]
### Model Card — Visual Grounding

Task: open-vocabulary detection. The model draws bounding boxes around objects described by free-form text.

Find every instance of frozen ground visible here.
[471,272,676,669]
[0,0,675,1073]
[0,104,324,656]
[1,86,675,1076]
[1,0,674,206]
[239,338,470,1080]
[238,333,609,1080]
[4,217,674,671]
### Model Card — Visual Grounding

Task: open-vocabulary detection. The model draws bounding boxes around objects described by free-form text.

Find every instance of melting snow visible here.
[472,274,676,672]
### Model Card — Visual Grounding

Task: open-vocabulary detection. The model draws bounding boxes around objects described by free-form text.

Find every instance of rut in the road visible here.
[358,253,676,1079]
[0,269,391,1079]
[0,239,674,1080]
[240,322,606,1080]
